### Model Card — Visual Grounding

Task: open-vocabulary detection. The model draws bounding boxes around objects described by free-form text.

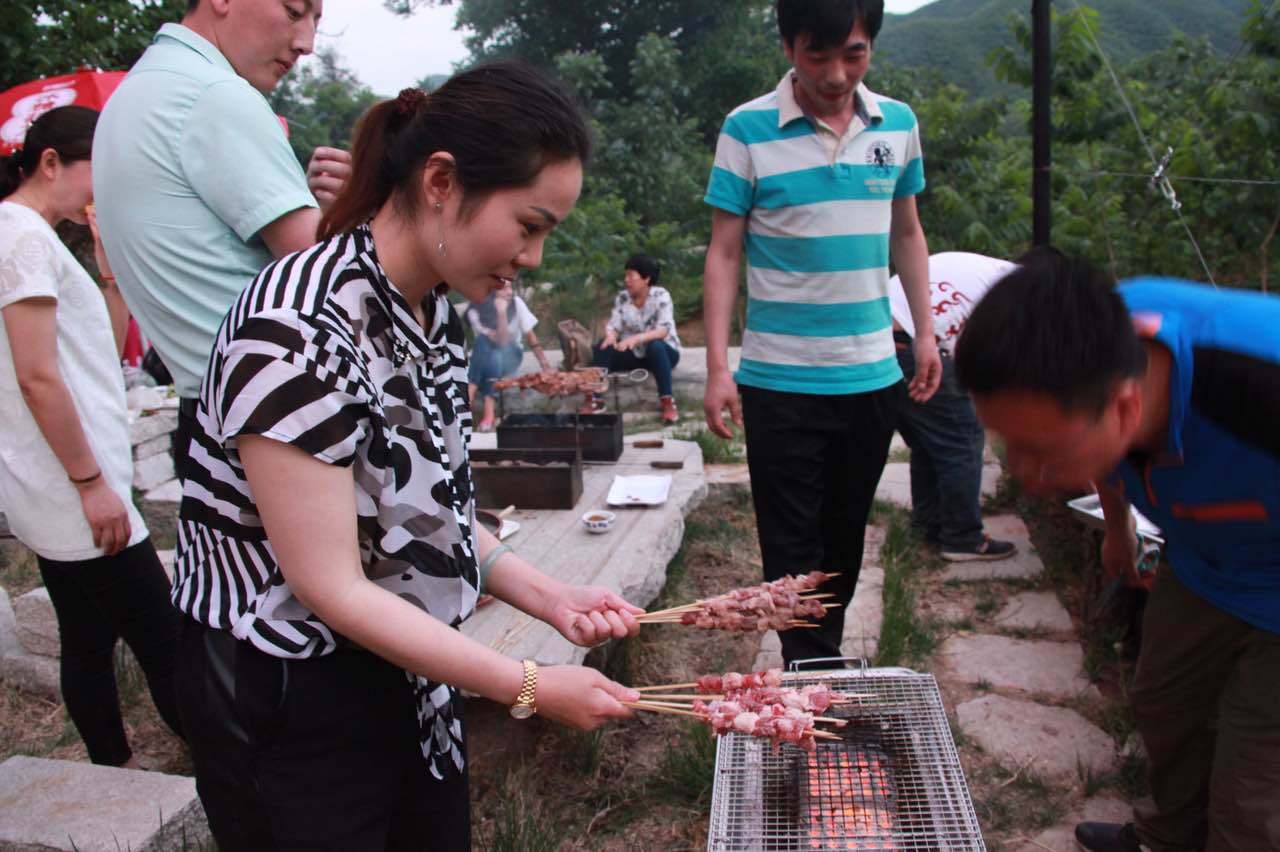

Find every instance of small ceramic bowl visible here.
[581,510,616,534]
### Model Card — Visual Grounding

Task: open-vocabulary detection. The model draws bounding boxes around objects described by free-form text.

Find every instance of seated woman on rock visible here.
[581,254,682,422]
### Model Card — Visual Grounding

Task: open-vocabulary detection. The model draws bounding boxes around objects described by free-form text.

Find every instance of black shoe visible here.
[1074,822,1148,852]
[940,536,1016,562]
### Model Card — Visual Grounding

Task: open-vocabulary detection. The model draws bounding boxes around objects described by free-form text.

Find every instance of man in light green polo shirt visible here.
[93,0,337,479]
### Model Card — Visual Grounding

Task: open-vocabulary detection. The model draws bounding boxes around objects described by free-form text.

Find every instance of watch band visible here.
[512,658,538,717]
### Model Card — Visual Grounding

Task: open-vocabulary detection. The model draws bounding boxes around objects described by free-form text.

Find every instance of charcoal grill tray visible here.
[707,666,985,851]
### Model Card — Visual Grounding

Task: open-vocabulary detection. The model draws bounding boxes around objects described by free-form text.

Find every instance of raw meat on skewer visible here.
[492,368,606,397]
[638,572,839,632]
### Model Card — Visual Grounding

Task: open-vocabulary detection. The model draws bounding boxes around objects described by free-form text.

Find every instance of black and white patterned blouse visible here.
[174,224,478,779]
[606,285,681,356]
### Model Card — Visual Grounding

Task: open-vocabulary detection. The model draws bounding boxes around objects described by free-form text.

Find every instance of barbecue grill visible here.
[707,662,984,851]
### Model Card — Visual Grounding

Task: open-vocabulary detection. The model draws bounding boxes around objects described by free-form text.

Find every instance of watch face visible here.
[510,703,535,720]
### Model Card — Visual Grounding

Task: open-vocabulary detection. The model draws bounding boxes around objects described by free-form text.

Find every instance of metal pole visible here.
[1032,0,1052,246]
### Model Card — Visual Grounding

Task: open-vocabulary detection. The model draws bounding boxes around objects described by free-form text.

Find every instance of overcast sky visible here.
[302,0,939,97]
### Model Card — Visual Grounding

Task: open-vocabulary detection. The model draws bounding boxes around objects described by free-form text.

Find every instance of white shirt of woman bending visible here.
[0,201,147,559]
[466,295,538,348]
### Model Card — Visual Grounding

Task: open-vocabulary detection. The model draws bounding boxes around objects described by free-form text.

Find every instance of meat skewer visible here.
[492,368,607,397]
[637,572,841,632]
[635,668,871,705]
[622,700,841,750]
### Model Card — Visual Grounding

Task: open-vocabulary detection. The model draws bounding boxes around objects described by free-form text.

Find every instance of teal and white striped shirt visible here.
[705,74,926,395]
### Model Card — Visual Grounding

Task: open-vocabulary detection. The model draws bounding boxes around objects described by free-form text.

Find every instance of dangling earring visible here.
[435,201,447,257]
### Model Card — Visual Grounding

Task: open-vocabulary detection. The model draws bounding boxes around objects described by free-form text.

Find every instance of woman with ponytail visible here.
[173,62,642,850]
[0,106,184,767]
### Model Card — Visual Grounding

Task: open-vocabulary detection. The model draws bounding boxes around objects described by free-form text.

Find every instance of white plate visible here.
[606,474,672,507]
[1067,493,1163,544]
[498,519,520,540]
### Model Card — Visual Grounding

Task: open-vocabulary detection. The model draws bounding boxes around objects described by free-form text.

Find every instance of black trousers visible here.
[741,383,904,667]
[36,538,184,765]
[176,616,471,851]
[171,397,199,484]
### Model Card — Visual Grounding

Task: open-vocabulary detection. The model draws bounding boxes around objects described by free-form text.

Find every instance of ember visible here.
[802,746,897,850]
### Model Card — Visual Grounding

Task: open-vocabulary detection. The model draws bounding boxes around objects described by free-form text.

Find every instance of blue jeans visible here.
[468,335,523,399]
[591,340,680,396]
[895,336,986,550]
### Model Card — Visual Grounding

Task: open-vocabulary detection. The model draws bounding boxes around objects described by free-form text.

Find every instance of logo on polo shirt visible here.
[866,141,895,177]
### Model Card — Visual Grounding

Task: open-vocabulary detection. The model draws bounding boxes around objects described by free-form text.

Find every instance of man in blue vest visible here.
[955,248,1280,852]
[701,0,941,667]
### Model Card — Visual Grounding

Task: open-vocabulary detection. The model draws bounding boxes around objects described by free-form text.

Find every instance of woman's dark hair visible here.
[319,61,592,240]
[473,288,518,329]
[624,254,661,288]
[0,105,98,200]
[954,247,1147,417]
[777,0,885,50]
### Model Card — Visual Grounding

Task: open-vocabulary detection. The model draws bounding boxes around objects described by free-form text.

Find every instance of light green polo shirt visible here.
[93,23,316,397]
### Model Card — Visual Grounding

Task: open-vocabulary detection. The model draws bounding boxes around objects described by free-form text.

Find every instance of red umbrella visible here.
[0,67,291,156]
[0,68,126,155]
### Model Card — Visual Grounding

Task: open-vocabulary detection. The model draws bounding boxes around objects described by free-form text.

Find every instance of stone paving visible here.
[0,756,208,851]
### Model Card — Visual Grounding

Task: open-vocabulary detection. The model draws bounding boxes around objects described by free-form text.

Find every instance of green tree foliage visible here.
[406,0,1279,316]
[0,0,185,90]
[268,47,380,166]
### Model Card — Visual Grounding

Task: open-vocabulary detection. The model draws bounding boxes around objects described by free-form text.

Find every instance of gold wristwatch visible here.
[510,659,538,720]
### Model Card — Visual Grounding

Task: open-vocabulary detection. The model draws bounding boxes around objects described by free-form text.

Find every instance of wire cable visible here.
[1059,0,1221,286]
[1068,169,1280,187]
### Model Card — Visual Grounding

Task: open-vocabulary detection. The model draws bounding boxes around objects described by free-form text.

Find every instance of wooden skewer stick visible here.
[634,682,699,692]
[810,729,842,740]
[623,701,704,719]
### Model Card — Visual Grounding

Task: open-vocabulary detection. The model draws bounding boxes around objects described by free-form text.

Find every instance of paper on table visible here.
[607,474,672,507]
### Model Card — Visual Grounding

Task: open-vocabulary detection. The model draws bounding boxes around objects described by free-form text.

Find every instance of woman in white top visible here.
[0,106,183,766]
[465,280,550,430]
[585,253,682,422]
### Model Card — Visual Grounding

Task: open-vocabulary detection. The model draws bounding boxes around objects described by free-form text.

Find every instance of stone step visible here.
[13,587,57,658]
[956,694,1116,782]
[939,633,1094,698]
[873,461,1002,511]
[142,478,183,504]
[939,514,1044,582]
[995,591,1075,634]
[128,411,178,446]
[0,755,209,851]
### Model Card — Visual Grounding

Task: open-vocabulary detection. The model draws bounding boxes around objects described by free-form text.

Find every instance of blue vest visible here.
[1115,278,1280,633]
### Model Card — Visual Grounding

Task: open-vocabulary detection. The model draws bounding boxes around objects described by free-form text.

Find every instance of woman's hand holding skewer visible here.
[537,666,640,730]
[545,585,643,646]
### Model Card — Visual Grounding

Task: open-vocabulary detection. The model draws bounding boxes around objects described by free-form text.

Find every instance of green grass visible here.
[973,584,1001,618]
[652,721,717,807]
[874,503,940,669]
[559,727,606,778]
[673,424,745,464]
[1117,750,1150,799]
[479,782,564,852]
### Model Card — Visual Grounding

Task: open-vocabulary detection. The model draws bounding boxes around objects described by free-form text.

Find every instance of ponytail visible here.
[0,105,98,200]
[318,61,592,240]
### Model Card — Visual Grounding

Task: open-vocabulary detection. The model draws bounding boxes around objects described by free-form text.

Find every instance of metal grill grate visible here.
[707,667,985,851]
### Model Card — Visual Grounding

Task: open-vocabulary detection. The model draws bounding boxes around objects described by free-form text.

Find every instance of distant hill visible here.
[875,0,1252,96]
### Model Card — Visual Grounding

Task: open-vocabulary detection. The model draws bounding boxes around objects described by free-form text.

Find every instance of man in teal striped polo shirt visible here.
[702,0,941,666]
